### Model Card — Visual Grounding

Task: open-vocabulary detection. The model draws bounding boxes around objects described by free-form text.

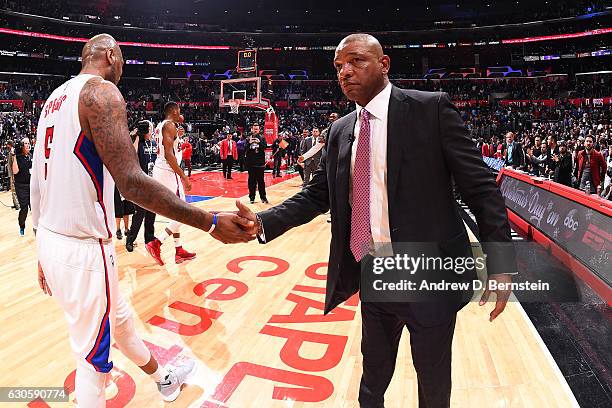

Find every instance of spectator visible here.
[245,123,268,204]
[181,137,193,177]
[502,131,525,169]
[528,143,549,177]
[299,128,317,188]
[220,133,238,179]
[552,141,573,187]
[114,186,134,240]
[237,134,247,172]
[271,133,286,178]
[126,120,158,252]
[575,135,607,194]
[11,137,31,236]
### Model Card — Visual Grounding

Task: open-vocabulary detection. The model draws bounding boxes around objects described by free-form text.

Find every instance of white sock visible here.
[174,237,181,248]
[150,365,170,383]
[158,230,170,243]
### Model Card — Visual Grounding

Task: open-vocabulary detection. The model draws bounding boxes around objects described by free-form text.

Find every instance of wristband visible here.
[207,213,217,233]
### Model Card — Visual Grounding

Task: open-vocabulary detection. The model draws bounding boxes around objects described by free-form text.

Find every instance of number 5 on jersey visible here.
[44,126,54,180]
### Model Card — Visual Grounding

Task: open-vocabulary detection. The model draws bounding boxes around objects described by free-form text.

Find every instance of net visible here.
[228,99,240,114]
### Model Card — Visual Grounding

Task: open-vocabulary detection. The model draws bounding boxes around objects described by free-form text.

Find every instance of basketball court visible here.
[0,174,579,407]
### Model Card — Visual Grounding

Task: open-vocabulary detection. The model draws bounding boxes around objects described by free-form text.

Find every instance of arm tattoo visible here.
[80,79,211,231]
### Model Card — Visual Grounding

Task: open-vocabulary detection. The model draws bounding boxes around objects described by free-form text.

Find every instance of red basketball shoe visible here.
[175,246,196,264]
[146,238,164,266]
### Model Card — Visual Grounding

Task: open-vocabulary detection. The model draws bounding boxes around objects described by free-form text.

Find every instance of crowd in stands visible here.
[1,0,606,33]
[3,73,608,108]
[1,72,610,197]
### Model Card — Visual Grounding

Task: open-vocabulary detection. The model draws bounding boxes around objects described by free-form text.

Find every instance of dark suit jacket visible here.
[300,136,315,165]
[502,142,525,168]
[553,154,572,187]
[258,86,516,325]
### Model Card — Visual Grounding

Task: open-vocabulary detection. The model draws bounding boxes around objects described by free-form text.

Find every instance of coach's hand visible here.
[38,261,52,296]
[210,212,256,244]
[235,200,260,235]
[479,273,512,322]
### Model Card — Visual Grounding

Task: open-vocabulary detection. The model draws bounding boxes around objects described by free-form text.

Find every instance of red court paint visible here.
[187,171,297,198]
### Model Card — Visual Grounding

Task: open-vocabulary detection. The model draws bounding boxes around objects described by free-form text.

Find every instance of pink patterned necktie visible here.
[350,108,371,262]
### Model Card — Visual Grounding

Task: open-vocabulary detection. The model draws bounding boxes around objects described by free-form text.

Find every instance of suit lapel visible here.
[387,86,409,204]
[336,111,357,211]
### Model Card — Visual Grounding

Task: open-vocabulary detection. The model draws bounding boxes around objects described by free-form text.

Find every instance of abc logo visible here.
[564,210,579,231]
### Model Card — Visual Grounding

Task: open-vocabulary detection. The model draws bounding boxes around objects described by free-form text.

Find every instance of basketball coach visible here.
[237,33,517,408]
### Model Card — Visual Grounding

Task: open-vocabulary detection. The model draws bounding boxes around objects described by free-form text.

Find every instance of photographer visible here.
[12,137,31,236]
[3,140,19,207]
[125,120,157,252]
[245,123,268,204]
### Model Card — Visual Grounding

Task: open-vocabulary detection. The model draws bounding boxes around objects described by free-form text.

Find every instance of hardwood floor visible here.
[0,178,578,407]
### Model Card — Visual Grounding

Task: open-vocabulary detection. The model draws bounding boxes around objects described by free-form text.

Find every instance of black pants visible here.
[359,302,456,408]
[247,166,266,201]
[302,160,317,188]
[223,157,234,178]
[126,204,156,245]
[273,154,282,176]
[15,182,30,229]
[296,164,304,181]
[183,158,192,177]
[238,152,246,171]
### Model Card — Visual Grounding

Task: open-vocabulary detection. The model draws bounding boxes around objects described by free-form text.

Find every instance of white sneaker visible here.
[157,359,196,402]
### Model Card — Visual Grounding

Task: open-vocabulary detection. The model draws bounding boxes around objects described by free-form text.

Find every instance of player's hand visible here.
[182,175,192,192]
[38,261,52,296]
[235,200,260,235]
[479,274,512,322]
[210,212,256,244]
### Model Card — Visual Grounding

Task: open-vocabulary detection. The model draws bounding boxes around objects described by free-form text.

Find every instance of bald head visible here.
[333,33,390,107]
[80,34,124,85]
[336,34,384,58]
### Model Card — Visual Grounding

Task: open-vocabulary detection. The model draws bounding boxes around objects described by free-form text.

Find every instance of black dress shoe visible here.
[126,241,134,252]
[262,199,269,204]
[116,230,123,240]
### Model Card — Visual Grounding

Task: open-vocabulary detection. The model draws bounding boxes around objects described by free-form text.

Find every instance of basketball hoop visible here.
[228,99,240,114]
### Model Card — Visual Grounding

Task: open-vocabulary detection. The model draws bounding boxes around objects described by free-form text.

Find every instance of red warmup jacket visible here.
[481,143,493,157]
[181,141,192,160]
[220,138,238,160]
[576,149,607,188]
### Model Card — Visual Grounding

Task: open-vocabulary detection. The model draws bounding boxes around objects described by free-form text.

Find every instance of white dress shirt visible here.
[257,83,393,246]
[351,82,392,246]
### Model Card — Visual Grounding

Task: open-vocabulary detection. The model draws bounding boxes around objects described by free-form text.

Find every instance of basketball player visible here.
[146,102,196,265]
[30,34,255,407]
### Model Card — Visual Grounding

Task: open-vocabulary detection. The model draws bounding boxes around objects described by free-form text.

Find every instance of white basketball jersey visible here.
[32,74,115,239]
[154,119,181,171]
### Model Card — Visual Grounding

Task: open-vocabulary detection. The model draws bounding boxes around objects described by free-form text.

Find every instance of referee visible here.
[126,120,158,252]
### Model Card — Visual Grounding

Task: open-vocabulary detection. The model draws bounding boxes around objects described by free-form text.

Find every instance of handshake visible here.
[207,200,260,244]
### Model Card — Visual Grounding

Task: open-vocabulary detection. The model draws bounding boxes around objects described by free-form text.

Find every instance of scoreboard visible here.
[237,49,257,73]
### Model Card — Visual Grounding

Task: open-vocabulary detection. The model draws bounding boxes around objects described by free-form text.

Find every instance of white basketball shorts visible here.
[37,226,131,373]
[152,166,186,201]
